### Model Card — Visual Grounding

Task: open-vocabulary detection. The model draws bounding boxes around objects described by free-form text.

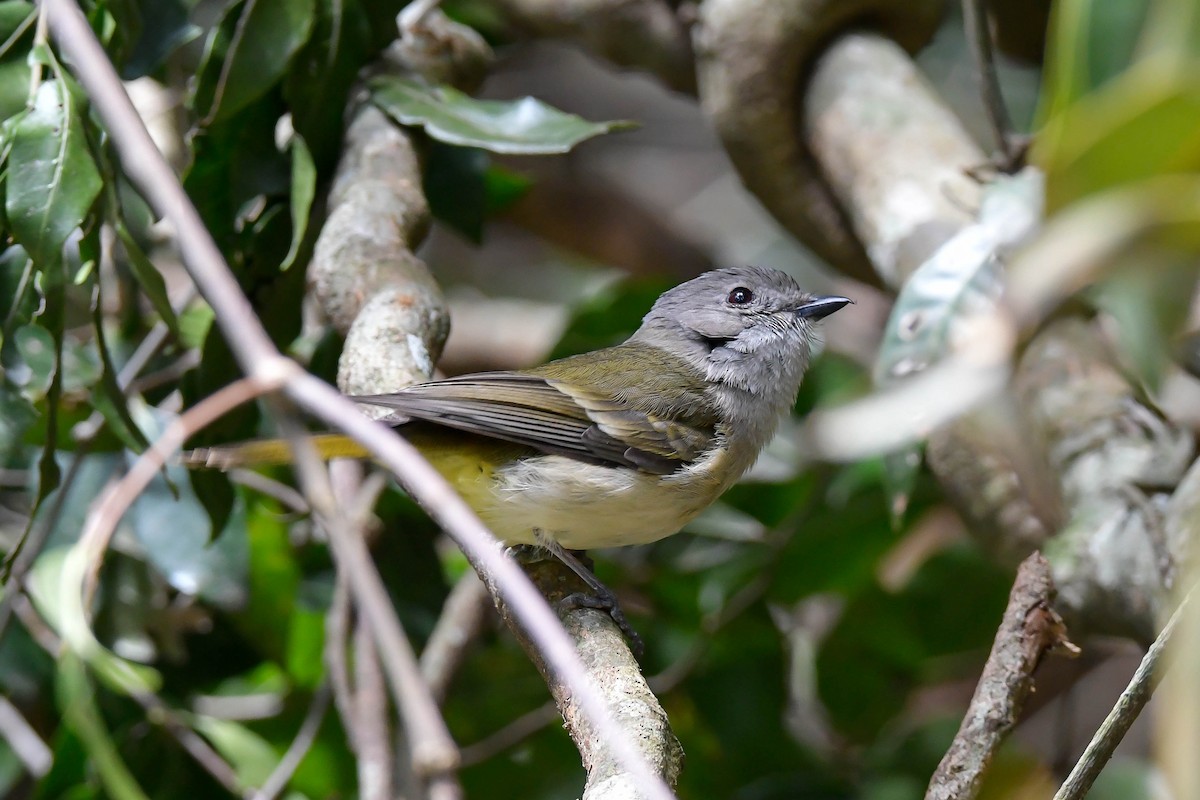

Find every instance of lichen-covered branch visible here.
[786,10,1196,642]
[805,33,986,287]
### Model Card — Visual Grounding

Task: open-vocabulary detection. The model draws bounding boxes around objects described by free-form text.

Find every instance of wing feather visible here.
[353,370,713,475]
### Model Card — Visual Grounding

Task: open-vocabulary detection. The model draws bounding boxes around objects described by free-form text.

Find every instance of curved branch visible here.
[490,0,695,93]
[694,0,945,284]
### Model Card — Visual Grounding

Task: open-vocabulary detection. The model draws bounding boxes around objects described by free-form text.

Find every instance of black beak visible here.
[796,295,853,320]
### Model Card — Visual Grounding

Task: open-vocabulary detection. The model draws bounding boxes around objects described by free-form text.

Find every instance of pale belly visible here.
[457,447,746,549]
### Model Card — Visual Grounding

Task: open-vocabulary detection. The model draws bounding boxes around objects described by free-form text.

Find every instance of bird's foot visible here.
[557,589,645,659]
[529,532,645,659]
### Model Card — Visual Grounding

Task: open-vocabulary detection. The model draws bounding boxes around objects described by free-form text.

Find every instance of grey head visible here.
[629,266,851,446]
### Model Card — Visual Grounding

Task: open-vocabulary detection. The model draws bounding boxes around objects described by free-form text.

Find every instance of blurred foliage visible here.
[0,0,1193,799]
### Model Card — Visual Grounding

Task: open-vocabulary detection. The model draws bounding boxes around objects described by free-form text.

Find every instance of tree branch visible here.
[926,552,1077,800]
[1053,586,1192,800]
[419,571,492,705]
[695,0,946,286]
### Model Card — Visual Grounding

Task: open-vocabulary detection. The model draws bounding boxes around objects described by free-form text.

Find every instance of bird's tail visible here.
[182,434,370,469]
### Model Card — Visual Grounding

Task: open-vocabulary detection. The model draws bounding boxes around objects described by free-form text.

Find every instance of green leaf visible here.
[282,0,372,168]
[0,2,36,123]
[56,652,151,800]
[190,715,275,788]
[484,162,533,213]
[0,385,35,458]
[1137,0,1200,66]
[5,79,102,268]
[549,276,671,359]
[369,75,636,155]
[114,218,181,336]
[129,464,249,609]
[424,144,535,241]
[424,142,488,242]
[282,132,315,269]
[1038,0,1150,129]
[1037,66,1200,211]
[120,0,200,79]
[192,0,316,125]
[88,278,150,451]
[28,546,162,696]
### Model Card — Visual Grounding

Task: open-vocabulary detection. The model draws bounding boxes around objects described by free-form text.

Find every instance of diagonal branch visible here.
[926,552,1077,800]
[1052,587,1193,800]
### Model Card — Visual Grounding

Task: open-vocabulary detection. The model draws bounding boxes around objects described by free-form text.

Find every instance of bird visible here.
[191,266,850,551]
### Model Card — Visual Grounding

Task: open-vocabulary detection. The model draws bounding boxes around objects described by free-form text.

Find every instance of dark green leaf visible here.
[369,75,636,155]
[192,0,316,125]
[0,245,37,336]
[183,98,290,252]
[0,1,35,123]
[6,79,102,268]
[484,161,533,213]
[97,0,143,70]
[549,276,671,359]
[89,278,150,451]
[114,219,181,336]
[282,0,372,168]
[282,132,315,269]
[424,142,488,242]
[129,464,248,608]
[120,0,199,79]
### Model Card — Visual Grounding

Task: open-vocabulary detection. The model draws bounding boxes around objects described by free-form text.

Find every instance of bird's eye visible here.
[727,287,754,305]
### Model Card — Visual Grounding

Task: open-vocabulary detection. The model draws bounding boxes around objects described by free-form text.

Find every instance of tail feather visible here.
[182,434,371,469]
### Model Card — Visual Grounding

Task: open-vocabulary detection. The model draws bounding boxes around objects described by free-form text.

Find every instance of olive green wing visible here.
[353,366,715,475]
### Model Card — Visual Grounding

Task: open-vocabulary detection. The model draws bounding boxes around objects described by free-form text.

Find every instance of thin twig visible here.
[0,694,52,777]
[419,571,491,705]
[44,5,678,795]
[926,552,1077,800]
[251,683,331,800]
[133,692,247,796]
[329,460,395,800]
[325,576,356,749]
[960,0,1020,171]
[1052,588,1193,800]
[229,469,311,514]
[354,616,395,800]
[458,702,561,766]
[79,376,278,609]
[279,418,459,780]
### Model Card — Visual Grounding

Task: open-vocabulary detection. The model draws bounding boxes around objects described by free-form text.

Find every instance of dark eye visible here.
[727,287,753,305]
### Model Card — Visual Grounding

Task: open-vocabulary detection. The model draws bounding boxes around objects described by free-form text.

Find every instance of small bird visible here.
[191,266,850,552]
